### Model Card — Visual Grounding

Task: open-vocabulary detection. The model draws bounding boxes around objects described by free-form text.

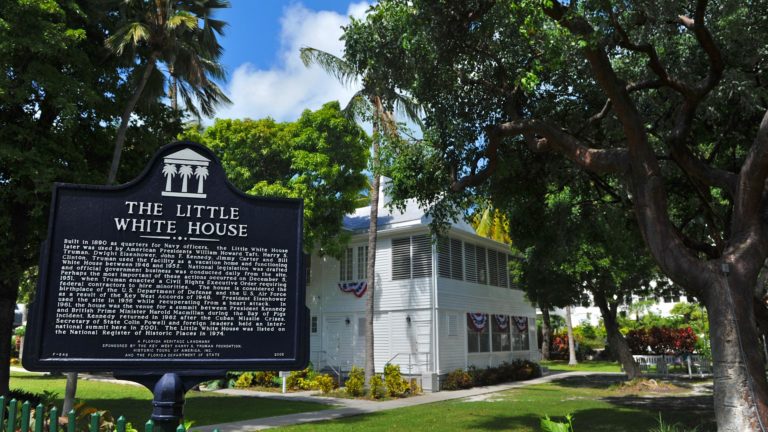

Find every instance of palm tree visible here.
[105,0,231,184]
[179,165,193,192]
[163,163,177,191]
[194,166,209,194]
[301,47,421,385]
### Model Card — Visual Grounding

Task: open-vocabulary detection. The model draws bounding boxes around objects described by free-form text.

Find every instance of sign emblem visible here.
[161,148,210,198]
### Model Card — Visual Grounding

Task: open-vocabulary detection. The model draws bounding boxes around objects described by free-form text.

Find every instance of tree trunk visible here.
[540,307,551,360]
[62,372,78,413]
[594,291,641,379]
[107,54,158,185]
[565,305,577,365]
[0,295,15,396]
[703,269,768,432]
[364,105,381,387]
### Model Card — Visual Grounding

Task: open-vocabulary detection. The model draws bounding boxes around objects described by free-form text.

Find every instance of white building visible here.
[305,185,539,391]
[551,294,691,327]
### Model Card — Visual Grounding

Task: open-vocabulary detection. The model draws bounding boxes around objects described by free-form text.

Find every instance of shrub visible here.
[287,363,318,390]
[625,327,698,355]
[444,360,541,390]
[345,366,365,397]
[384,363,409,397]
[409,377,422,395]
[369,375,386,399]
[234,372,253,388]
[443,369,473,390]
[315,374,337,394]
[252,371,278,387]
[8,389,58,407]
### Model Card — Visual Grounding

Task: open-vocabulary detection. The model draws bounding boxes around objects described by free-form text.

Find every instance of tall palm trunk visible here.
[364,99,382,386]
[540,306,551,361]
[107,53,158,184]
[565,305,577,366]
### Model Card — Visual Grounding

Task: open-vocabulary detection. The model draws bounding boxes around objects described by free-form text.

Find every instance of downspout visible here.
[431,235,439,376]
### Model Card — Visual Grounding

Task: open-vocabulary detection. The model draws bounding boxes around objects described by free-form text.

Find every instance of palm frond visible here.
[105,22,149,55]
[167,12,197,31]
[300,47,358,87]
[342,92,371,123]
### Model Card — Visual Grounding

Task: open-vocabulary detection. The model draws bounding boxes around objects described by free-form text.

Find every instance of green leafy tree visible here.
[0,0,182,395]
[182,102,369,256]
[343,1,768,427]
[105,0,231,184]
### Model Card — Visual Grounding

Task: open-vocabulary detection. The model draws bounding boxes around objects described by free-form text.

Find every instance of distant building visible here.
[306,181,538,391]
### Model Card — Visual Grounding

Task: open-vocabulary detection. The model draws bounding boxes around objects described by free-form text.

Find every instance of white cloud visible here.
[212,2,370,123]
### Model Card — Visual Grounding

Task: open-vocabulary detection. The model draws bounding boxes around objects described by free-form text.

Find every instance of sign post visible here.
[23,142,308,428]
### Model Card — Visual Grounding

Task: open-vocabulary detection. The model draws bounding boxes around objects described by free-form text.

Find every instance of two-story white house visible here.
[304,184,539,391]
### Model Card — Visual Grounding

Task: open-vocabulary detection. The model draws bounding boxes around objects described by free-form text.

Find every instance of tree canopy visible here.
[343,0,768,428]
[0,0,183,394]
[181,102,369,257]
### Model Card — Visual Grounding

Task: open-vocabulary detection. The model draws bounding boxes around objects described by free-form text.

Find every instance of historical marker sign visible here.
[23,141,308,372]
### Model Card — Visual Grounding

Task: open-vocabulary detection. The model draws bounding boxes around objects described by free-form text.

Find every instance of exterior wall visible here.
[306,223,540,383]
[306,228,433,374]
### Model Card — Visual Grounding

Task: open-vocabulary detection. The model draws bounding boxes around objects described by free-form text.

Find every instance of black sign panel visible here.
[23,142,308,372]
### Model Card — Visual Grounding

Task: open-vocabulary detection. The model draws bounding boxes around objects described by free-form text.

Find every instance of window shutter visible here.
[476,246,487,284]
[488,250,499,286]
[437,237,451,278]
[464,243,477,283]
[499,253,509,288]
[450,238,463,280]
[392,238,411,280]
[411,234,432,278]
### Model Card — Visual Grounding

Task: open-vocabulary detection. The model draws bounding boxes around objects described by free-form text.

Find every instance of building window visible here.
[391,235,432,280]
[357,245,369,280]
[438,237,464,280]
[512,316,530,351]
[491,315,511,351]
[339,248,353,281]
[467,313,490,353]
[311,316,318,333]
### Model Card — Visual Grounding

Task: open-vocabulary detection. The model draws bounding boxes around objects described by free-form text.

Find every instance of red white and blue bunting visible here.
[467,313,489,332]
[493,314,509,331]
[512,316,529,332]
[338,281,367,297]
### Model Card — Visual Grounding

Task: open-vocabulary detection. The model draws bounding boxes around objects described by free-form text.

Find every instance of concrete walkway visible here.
[194,371,620,432]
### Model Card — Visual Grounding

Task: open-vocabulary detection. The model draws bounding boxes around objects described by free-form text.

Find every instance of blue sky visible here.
[209,1,370,123]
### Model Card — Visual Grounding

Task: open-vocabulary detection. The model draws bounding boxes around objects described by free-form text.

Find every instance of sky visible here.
[209,1,371,123]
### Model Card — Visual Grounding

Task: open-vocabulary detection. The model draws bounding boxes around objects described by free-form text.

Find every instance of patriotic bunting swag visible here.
[467,313,488,332]
[494,314,509,331]
[338,281,367,297]
[513,316,529,332]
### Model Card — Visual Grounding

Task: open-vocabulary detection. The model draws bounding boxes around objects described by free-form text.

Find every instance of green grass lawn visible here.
[9,372,331,427]
[273,375,715,432]
[540,360,622,373]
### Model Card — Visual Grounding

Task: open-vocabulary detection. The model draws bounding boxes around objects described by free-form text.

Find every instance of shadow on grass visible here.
[469,408,716,432]
[551,375,626,390]
[79,396,330,428]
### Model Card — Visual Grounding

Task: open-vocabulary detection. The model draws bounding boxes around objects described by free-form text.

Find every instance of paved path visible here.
[194,371,622,432]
